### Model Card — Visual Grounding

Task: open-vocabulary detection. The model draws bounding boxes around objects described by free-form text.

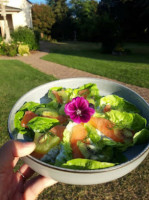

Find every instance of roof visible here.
[0,5,22,14]
[27,0,32,4]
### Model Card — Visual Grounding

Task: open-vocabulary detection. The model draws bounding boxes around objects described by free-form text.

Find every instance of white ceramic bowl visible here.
[8,78,149,185]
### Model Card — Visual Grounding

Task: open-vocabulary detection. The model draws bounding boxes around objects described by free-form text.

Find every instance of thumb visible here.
[0,140,36,168]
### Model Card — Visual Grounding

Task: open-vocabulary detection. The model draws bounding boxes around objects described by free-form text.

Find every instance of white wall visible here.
[6,0,33,29]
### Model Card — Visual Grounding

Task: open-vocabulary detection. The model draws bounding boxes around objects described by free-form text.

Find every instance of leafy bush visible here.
[18,44,30,56]
[34,29,41,45]
[0,41,18,56]
[6,44,18,56]
[0,36,3,43]
[11,27,39,50]
[0,41,7,55]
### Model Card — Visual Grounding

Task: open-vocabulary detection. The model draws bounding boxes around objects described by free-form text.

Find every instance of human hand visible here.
[0,140,57,200]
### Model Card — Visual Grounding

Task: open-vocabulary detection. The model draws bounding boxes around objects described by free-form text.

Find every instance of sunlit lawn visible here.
[0,59,148,200]
[42,42,149,88]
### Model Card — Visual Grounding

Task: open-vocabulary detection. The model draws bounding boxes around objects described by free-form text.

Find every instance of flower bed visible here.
[0,40,30,57]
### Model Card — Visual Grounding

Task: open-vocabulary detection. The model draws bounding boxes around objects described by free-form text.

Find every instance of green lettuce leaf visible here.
[105,110,146,132]
[14,110,29,135]
[48,87,73,104]
[19,101,45,112]
[77,142,91,159]
[112,149,127,163]
[78,141,114,162]
[70,83,100,99]
[96,146,114,162]
[14,110,25,130]
[58,88,73,103]
[100,95,139,113]
[58,104,65,115]
[55,142,72,166]
[133,127,149,144]
[54,121,74,166]
[84,123,101,144]
[48,86,63,100]
[62,121,74,143]
[94,112,106,118]
[62,158,115,170]
[98,137,129,151]
[46,99,59,109]
[27,117,59,133]
[14,110,35,137]
[70,83,101,110]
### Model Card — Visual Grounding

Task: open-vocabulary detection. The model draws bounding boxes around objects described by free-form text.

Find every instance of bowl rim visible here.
[8,77,149,173]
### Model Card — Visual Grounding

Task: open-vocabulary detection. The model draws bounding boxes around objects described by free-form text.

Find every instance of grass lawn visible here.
[0,59,148,200]
[0,60,56,146]
[42,42,149,88]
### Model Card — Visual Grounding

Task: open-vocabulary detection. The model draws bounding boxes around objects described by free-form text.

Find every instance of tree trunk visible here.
[1,3,11,43]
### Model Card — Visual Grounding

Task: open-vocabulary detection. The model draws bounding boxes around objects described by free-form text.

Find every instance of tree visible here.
[98,13,121,53]
[47,0,72,40]
[47,0,56,7]
[32,4,55,39]
[47,0,68,21]
[98,0,149,41]
[70,0,99,41]
[125,0,149,40]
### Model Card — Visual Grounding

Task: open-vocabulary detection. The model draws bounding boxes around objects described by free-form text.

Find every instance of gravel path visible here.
[0,41,149,103]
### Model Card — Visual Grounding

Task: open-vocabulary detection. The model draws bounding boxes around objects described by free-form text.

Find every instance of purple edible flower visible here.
[64,97,95,123]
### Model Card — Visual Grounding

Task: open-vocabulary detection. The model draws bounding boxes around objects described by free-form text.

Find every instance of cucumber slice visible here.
[35,107,59,117]
[33,132,60,155]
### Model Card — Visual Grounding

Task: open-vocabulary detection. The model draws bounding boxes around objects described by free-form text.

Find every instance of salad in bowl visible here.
[13,82,149,171]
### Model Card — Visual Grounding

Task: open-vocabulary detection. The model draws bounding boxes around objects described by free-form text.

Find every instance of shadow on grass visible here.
[39,40,149,65]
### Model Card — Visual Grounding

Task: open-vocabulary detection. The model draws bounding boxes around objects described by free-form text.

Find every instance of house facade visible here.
[0,0,33,37]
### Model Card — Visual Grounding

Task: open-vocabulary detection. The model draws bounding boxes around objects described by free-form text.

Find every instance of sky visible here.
[30,0,47,4]
[30,0,100,4]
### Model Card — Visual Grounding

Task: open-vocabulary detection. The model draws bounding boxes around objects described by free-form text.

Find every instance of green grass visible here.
[0,59,148,200]
[42,42,149,88]
[0,60,56,146]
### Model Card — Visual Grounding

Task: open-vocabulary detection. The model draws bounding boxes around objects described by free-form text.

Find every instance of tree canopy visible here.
[32,0,149,44]
[98,0,149,40]
[47,0,68,21]
[32,4,55,37]
[69,0,99,41]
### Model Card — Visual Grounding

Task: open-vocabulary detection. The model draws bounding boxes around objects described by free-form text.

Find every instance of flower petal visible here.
[75,97,89,111]
[88,107,95,116]
[70,112,81,123]
[65,101,76,114]
[80,114,91,123]
[80,109,92,123]
[64,96,95,123]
